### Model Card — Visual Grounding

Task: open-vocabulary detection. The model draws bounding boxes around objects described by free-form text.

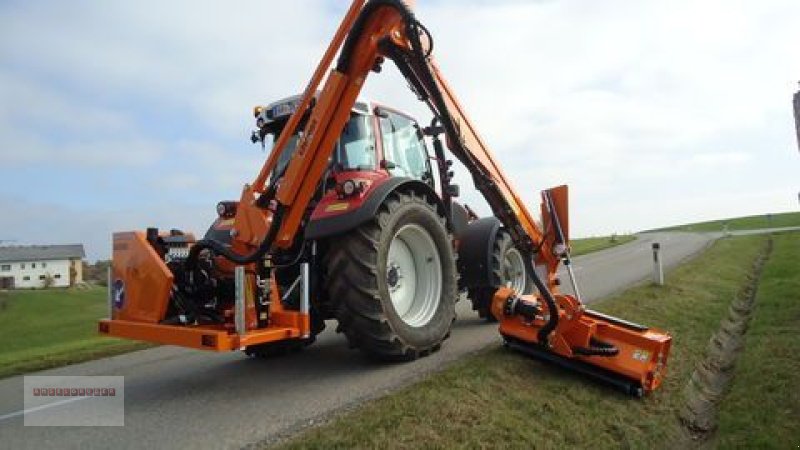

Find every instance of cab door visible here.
[376,108,434,187]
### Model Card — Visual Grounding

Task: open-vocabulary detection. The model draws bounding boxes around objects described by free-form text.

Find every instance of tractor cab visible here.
[253,95,435,189]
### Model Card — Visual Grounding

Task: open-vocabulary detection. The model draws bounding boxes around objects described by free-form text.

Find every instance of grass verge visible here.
[716,232,800,447]
[570,234,635,256]
[276,234,785,449]
[650,211,800,233]
[0,287,151,379]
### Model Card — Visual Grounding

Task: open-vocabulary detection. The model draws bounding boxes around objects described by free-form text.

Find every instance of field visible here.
[0,287,150,379]
[651,210,800,232]
[277,232,799,449]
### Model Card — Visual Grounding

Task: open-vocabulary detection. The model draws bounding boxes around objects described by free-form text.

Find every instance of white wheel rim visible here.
[386,224,442,327]
[503,247,527,294]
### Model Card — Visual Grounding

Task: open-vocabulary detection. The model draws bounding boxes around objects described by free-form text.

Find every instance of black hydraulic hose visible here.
[272,240,307,268]
[415,20,434,58]
[185,208,285,269]
[573,338,620,357]
[522,257,560,344]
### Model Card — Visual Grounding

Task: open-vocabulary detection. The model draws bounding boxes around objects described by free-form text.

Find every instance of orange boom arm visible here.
[102,0,671,396]
[221,0,671,395]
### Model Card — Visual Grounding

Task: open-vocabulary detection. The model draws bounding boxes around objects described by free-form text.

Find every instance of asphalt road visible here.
[0,231,716,449]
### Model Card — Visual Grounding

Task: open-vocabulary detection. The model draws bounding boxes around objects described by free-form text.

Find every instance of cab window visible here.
[378,111,431,182]
[335,114,375,171]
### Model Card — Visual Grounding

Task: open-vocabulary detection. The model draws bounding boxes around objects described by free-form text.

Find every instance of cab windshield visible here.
[269,113,375,179]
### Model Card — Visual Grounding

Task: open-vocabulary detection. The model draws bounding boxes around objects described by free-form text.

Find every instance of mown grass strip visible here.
[275,234,771,449]
[0,287,151,379]
[716,232,800,447]
[675,237,772,447]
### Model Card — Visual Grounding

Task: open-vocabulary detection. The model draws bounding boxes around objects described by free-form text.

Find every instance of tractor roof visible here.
[260,93,371,125]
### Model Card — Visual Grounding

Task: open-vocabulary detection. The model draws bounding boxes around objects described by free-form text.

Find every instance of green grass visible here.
[650,211,800,233]
[0,287,151,379]
[570,234,636,256]
[716,232,800,447]
[277,234,782,449]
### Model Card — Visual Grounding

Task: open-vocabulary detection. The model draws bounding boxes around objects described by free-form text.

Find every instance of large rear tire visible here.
[323,191,457,361]
[469,230,533,321]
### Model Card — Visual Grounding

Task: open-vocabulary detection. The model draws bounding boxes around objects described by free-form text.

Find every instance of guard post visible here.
[652,242,664,286]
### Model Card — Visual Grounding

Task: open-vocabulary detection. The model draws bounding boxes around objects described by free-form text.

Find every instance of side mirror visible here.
[445,184,460,198]
[380,159,397,170]
[423,125,445,137]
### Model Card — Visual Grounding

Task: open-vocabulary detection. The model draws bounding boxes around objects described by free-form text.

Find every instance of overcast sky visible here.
[1,0,798,260]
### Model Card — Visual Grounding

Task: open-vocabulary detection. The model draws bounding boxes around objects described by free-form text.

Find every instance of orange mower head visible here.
[491,287,672,396]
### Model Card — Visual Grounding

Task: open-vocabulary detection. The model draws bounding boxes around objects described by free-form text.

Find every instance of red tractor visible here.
[198,94,530,358]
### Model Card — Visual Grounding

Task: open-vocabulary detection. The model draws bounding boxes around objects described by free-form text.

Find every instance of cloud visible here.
[1,0,799,259]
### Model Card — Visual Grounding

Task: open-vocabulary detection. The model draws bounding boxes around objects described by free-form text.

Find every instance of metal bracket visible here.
[300,262,310,338]
[235,266,246,336]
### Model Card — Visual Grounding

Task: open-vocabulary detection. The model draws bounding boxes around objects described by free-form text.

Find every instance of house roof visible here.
[0,244,85,263]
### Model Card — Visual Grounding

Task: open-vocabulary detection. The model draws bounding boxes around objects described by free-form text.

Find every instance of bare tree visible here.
[42,273,55,289]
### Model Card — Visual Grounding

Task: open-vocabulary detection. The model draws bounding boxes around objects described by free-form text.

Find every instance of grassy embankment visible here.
[570,234,635,256]
[652,210,800,232]
[0,287,151,379]
[278,232,798,449]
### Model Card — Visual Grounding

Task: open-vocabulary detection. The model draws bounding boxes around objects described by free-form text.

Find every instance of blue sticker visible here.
[112,279,125,309]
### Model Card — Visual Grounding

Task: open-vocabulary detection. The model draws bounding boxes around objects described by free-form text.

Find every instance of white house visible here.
[0,244,85,289]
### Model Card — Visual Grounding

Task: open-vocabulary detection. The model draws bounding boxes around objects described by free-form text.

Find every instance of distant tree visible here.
[42,273,55,289]
[84,260,111,286]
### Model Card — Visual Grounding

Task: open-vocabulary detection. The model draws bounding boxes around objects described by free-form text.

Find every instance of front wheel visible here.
[323,191,458,361]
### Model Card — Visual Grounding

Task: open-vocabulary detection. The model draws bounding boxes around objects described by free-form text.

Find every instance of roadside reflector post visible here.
[652,243,664,286]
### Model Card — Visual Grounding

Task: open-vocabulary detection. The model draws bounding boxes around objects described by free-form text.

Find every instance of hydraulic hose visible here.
[185,207,285,269]
[572,338,620,357]
[522,257,560,344]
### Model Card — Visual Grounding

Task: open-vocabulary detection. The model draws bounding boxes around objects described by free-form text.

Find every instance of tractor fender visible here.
[456,216,502,289]
[305,177,445,240]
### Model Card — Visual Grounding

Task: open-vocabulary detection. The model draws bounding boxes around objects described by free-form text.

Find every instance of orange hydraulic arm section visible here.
[205,0,670,395]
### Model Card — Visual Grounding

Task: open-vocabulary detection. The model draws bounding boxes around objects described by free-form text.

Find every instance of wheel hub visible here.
[387,264,402,291]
